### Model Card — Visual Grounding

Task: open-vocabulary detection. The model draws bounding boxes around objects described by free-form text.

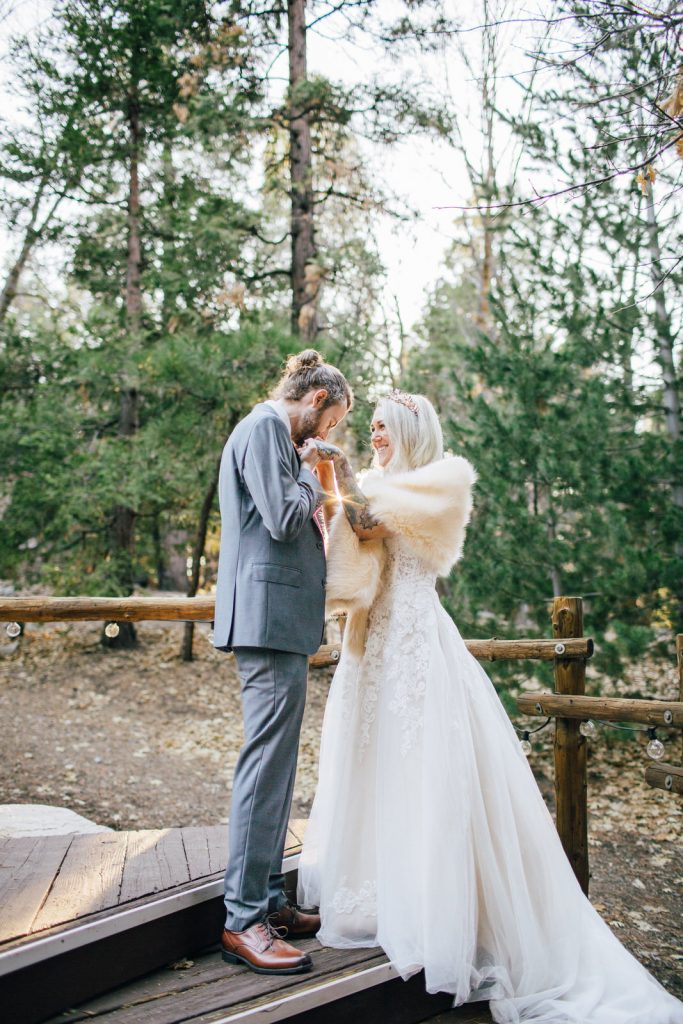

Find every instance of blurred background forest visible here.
[0,0,681,679]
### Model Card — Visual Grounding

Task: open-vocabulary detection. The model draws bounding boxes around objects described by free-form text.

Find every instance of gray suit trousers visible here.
[224,647,308,931]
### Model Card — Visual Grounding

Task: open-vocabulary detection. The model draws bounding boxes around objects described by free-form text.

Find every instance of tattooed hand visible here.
[332,452,386,534]
[312,439,344,461]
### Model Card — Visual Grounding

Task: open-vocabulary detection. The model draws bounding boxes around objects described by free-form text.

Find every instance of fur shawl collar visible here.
[325,455,476,657]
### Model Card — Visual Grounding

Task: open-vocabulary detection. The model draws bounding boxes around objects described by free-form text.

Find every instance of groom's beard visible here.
[292,407,325,447]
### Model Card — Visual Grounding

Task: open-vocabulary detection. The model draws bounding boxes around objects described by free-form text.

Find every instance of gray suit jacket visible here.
[213,403,326,655]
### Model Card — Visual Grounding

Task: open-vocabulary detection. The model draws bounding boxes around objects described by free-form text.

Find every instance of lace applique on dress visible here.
[384,540,435,756]
[330,877,377,916]
[353,593,390,758]
[388,641,429,756]
[343,537,438,760]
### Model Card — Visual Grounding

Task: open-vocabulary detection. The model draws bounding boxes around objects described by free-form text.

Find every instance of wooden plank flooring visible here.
[119,828,190,903]
[0,821,307,948]
[181,826,218,879]
[1,820,493,1024]
[46,941,492,1024]
[31,831,129,933]
[0,834,73,940]
[46,942,385,1022]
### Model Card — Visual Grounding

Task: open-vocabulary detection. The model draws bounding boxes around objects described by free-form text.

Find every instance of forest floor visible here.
[1,619,681,999]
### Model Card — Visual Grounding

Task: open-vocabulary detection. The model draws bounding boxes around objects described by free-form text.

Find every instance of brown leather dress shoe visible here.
[221,921,313,975]
[268,901,321,938]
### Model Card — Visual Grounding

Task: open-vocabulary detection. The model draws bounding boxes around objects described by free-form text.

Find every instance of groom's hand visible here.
[298,437,321,471]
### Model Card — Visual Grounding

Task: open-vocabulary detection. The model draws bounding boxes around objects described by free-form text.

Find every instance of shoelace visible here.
[259,918,289,945]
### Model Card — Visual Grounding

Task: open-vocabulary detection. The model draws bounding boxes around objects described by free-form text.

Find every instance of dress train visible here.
[298,538,683,1024]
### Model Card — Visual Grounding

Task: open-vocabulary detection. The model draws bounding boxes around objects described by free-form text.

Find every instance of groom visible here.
[213,350,351,975]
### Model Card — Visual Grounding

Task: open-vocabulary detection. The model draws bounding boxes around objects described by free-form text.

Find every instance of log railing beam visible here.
[0,597,216,623]
[0,599,593,661]
[517,693,683,728]
[0,599,594,671]
[465,637,593,661]
[645,762,683,795]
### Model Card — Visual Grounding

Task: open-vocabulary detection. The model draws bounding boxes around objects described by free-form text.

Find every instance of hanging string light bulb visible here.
[6,622,21,638]
[516,718,551,756]
[517,715,671,766]
[646,727,665,761]
[104,622,120,639]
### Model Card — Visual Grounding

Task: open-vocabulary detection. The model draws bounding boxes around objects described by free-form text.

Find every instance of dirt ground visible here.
[1,620,681,999]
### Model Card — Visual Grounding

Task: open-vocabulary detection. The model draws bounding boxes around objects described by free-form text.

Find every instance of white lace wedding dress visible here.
[298,535,683,1024]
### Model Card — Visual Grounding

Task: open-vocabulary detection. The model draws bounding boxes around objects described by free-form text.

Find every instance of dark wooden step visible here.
[45,941,492,1024]
[0,823,305,1023]
[0,821,492,1024]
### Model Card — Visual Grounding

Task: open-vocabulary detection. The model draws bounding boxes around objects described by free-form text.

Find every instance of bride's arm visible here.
[314,442,393,540]
[335,457,393,540]
[314,460,338,529]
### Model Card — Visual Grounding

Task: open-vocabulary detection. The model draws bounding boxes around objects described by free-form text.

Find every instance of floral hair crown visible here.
[386,388,419,416]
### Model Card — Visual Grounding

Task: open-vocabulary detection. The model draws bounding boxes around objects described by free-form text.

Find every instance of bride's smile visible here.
[370,416,393,467]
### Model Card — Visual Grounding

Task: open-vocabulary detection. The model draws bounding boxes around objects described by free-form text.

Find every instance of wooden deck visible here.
[46,944,492,1024]
[0,823,237,946]
[0,821,491,1024]
[0,822,304,1022]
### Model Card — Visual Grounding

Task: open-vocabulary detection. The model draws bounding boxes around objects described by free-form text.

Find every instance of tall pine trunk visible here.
[288,0,318,339]
[181,456,221,662]
[105,84,141,649]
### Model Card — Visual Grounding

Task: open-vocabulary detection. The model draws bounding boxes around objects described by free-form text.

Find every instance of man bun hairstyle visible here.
[273,348,353,410]
[285,349,323,374]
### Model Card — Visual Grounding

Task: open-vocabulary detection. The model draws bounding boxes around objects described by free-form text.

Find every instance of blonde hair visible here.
[272,349,353,410]
[373,392,443,472]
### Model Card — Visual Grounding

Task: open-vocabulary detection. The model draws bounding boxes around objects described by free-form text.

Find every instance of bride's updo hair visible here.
[374,391,443,472]
[272,349,353,410]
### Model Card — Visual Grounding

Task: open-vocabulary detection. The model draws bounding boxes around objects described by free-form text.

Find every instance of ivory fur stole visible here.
[325,455,477,657]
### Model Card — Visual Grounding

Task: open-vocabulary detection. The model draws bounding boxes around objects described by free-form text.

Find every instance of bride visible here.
[297,389,683,1024]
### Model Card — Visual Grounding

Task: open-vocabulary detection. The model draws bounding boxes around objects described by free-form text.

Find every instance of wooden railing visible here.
[0,595,592,670]
[1,593,681,898]
[516,600,683,895]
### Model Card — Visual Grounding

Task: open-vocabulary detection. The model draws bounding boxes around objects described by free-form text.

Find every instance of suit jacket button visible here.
[316,540,323,549]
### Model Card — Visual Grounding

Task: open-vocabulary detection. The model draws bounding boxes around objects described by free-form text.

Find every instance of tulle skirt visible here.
[298,588,683,1023]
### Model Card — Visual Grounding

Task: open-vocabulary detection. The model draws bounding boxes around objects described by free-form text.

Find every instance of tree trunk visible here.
[160,140,178,330]
[644,178,683,624]
[475,49,495,334]
[0,226,38,324]
[644,182,682,453]
[181,456,221,661]
[105,85,142,649]
[0,174,64,324]
[288,0,318,339]
[472,0,499,338]
[621,193,643,396]
[152,514,166,589]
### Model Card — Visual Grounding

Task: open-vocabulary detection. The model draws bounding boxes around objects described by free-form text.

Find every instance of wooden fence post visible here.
[552,596,589,894]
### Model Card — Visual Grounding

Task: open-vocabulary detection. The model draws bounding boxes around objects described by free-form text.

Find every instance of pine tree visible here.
[408,0,682,685]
